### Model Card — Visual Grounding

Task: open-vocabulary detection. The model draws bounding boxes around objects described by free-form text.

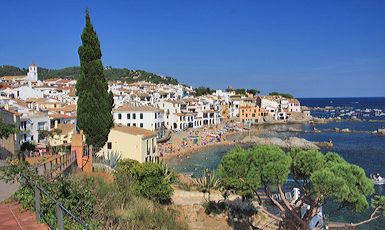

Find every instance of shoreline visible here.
[160,115,384,160]
[161,130,246,160]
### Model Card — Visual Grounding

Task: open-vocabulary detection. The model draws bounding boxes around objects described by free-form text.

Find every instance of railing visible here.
[21,174,91,230]
[34,150,77,178]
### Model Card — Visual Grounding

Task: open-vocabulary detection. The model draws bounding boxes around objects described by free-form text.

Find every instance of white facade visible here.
[113,106,165,138]
[20,111,50,144]
[16,83,44,100]
[26,63,38,82]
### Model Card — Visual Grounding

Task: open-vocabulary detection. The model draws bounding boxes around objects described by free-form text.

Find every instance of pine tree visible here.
[76,8,113,147]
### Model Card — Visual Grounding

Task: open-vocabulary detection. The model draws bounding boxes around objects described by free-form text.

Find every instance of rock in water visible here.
[341,128,350,133]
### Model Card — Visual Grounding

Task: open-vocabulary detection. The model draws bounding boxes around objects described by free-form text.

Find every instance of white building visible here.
[0,62,38,83]
[112,106,165,138]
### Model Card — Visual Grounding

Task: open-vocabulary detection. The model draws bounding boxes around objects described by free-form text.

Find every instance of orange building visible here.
[239,104,267,123]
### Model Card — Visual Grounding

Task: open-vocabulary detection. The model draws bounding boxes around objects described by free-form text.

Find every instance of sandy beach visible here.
[159,124,252,160]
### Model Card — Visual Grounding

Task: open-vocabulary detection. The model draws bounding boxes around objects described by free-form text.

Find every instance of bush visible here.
[114,159,174,203]
[20,142,35,151]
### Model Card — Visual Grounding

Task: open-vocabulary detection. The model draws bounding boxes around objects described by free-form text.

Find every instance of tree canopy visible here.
[0,119,19,139]
[194,86,215,96]
[0,64,180,85]
[269,91,294,99]
[218,145,384,229]
[76,9,113,147]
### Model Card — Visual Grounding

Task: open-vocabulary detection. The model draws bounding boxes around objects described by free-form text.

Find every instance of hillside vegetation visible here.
[0,65,179,85]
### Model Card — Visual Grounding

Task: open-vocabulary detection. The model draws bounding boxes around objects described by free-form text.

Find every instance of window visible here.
[133,123,136,127]
[127,123,130,127]
[133,113,136,119]
[38,122,46,130]
[31,135,34,141]
[127,113,130,119]
[155,113,157,119]
[118,113,122,119]
[107,142,112,149]
[140,113,143,119]
[140,123,143,128]
[252,114,255,117]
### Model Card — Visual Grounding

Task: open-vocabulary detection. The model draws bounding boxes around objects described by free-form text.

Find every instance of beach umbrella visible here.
[183,138,187,141]
[217,138,220,141]
[169,140,172,142]
[194,139,198,143]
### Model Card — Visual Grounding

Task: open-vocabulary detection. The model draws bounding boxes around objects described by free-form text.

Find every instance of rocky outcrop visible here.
[376,129,385,135]
[287,112,312,123]
[242,136,320,150]
[311,117,327,124]
[314,142,333,148]
[263,116,275,123]
[340,128,350,133]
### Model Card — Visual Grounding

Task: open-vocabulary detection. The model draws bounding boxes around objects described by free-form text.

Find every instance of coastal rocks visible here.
[263,116,275,123]
[311,117,327,124]
[242,136,319,150]
[377,129,385,135]
[301,106,311,111]
[288,127,303,132]
[340,128,350,133]
[288,137,319,149]
[287,112,312,123]
[314,142,333,148]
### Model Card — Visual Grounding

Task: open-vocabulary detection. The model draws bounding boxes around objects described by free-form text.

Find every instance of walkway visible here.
[0,202,48,230]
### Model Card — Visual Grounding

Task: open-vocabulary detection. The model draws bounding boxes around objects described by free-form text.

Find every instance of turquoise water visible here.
[165,97,385,229]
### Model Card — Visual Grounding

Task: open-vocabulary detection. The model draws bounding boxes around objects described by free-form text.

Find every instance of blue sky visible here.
[1,0,384,98]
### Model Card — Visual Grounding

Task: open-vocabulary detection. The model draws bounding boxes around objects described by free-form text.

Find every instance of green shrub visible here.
[20,142,35,151]
[114,159,174,203]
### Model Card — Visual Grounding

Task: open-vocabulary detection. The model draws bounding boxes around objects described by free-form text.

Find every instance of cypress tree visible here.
[76,8,113,147]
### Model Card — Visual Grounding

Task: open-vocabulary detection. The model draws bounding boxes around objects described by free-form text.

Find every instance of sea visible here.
[165,97,385,229]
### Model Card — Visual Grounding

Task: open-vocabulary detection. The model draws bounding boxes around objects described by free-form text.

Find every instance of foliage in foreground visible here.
[0,160,99,229]
[0,157,186,229]
[114,159,174,204]
[217,145,385,230]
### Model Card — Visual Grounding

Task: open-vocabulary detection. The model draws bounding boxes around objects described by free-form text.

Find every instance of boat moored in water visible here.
[372,179,385,185]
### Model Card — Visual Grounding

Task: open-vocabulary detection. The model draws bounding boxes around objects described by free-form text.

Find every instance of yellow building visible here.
[221,104,229,119]
[49,123,75,147]
[101,124,158,163]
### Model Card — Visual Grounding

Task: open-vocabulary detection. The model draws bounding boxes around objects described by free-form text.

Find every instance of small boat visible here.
[373,180,385,185]
[233,127,242,131]
[207,133,219,137]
